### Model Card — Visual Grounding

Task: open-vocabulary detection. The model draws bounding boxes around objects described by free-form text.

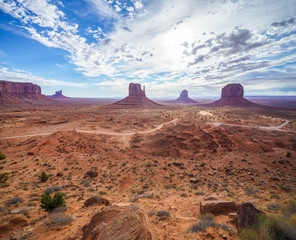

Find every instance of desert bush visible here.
[40,171,49,182]
[200,213,215,221]
[0,152,6,160]
[6,196,24,206]
[156,210,170,218]
[49,212,73,227]
[244,188,259,196]
[267,203,281,211]
[44,185,63,194]
[40,192,65,212]
[281,200,296,218]
[241,214,296,240]
[286,152,291,158]
[0,172,8,183]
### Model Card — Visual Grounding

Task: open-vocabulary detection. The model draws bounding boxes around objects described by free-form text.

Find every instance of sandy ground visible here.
[0,103,295,240]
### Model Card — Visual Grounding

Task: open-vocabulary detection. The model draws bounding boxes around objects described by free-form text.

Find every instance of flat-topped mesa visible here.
[208,83,256,107]
[0,80,41,94]
[221,83,244,98]
[0,80,49,104]
[114,82,159,106]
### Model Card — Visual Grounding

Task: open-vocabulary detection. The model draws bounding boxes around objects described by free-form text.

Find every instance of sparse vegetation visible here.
[49,212,73,227]
[0,152,6,160]
[6,196,24,206]
[40,192,66,212]
[286,152,291,158]
[40,171,49,182]
[156,210,170,218]
[0,172,8,183]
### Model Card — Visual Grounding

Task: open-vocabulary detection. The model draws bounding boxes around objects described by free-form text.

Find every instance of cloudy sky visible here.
[0,0,296,98]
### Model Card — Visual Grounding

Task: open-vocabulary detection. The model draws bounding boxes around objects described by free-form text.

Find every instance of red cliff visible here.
[0,80,48,104]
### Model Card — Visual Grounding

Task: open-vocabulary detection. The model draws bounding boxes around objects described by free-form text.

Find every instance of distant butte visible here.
[49,90,68,99]
[169,89,196,103]
[114,83,159,106]
[0,80,49,104]
[208,83,256,107]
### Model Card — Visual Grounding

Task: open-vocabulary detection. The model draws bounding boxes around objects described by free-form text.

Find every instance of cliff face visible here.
[0,80,48,104]
[221,84,244,98]
[0,81,41,94]
[114,83,159,106]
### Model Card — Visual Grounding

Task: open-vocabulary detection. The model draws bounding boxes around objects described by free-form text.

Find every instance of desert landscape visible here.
[1,1,296,239]
[0,80,295,240]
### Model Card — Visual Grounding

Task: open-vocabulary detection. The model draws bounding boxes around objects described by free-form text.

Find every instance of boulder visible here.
[114,83,159,106]
[235,202,263,231]
[82,204,158,240]
[84,170,98,179]
[200,200,237,215]
[0,214,29,238]
[84,196,110,207]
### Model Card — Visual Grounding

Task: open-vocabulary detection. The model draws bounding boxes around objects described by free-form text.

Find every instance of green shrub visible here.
[40,192,65,212]
[281,200,296,218]
[40,172,49,182]
[0,172,8,183]
[0,152,6,160]
[286,152,291,158]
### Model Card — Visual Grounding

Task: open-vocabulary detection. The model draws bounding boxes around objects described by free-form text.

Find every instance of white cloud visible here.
[0,66,86,87]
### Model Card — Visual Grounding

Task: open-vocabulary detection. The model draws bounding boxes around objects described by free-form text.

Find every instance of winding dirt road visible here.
[0,118,179,139]
[211,120,291,131]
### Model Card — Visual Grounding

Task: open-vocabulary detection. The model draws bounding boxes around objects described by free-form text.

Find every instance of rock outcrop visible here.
[84,196,110,207]
[0,214,29,238]
[168,89,196,103]
[49,90,67,99]
[235,202,264,232]
[200,200,237,215]
[114,83,159,106]
[82,204,158,240]
[0,80,48,104]
[208,83,256,107]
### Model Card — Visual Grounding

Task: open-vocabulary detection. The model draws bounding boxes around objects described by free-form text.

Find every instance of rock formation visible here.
[168,89,196,103]
[49,90,67,99]
[200,200,237,215]
[82,204,157,240]
[0,80,48,104]
[114,83,159,106]
[208,83,256,107]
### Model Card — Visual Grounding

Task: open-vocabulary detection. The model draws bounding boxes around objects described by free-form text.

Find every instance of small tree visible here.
[40,192,65,212]
[40,171,49,182]
[286,152,291,158]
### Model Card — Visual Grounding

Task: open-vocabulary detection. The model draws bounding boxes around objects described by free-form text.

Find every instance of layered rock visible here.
[114,83,159,106]
[200,200,237,215]
[209,83,256,107]
[49,90,67,99]
[82,204,157,240]
[0,80,48,104]
[168,89,196,103]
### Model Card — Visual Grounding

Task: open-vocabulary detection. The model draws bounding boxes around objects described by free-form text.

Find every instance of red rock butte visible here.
[0,80,48,104]
[175,90,196,103]
[49,90,67,99]
[209,83,256,107]
[114,83,159,106]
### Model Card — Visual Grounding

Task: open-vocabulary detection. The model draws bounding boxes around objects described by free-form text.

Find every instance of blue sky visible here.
[0,0,296,98]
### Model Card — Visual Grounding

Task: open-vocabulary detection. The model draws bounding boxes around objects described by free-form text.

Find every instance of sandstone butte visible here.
[114,82,159,106]
[208,83,257,107]
[49,90,67,99]
[172,89,197,103]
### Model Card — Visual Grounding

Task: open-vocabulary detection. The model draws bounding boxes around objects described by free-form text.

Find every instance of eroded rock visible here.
[200,200,237,215]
